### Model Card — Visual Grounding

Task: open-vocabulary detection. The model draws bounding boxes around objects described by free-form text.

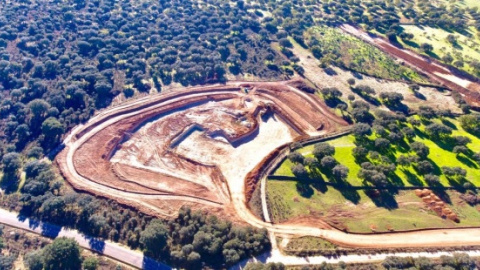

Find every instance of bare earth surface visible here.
[56,74,480,267]
[340,24,480,107]
[57,80,344,222]
[289,32,461,113]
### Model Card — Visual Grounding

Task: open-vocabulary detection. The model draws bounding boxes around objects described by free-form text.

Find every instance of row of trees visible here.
[245,252,478,270]
[289,142,349,184]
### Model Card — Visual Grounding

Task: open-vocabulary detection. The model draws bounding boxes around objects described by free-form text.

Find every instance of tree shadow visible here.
[352,72,363,80]
[403,40,419,48]
[413,91,426,100]
[324,67,337,76]
[296,182,314,198]
[338,188,361,204]
[425,51,440,60]
[384,102,410,114]
[324,98,347,109]
[441,119,457,130]
[402,169,424,186]
[365,189,399,210]
[431,188,451,204]
[87,236,106,253]
[427,158,443,176]
[387,172,405,187]
[457,155,478,169]
[0,173,20,194]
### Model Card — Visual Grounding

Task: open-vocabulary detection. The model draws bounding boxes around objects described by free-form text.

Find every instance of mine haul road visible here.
[60,81,480,255]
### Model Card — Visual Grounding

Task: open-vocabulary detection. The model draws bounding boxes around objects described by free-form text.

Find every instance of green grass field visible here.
[275,117,480,187]
[269,116,480,233]
[267,180,480,233]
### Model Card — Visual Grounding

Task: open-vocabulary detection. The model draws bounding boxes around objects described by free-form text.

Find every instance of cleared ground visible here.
[57,80,346,221]
[287,31,461,113]
[341,25,480,107]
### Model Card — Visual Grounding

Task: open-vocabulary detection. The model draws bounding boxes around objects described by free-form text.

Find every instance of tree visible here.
[291,164,308,178]
[397,155,410,167]
[352,108,374,123]
[453,146,469,156]
[418,106,436,120]
[0,255,15,270]
[278,38,292,48]
[2,152,21,173]
[320,156,337,170]
[420,43,433,53]
[459,114,480,136]
[41,117,65,149]
[442,166,467,180]
[287,152,304,164]
[25,251,44,270]
[401,127,415,141]
[416,160,434,175]
[83,257,99,270]
[332,165,349,180]
[424,123,452,140]
[43,237,82,270]
[473,153,480,163]
[352,123,372,138]
[28,99,50,120]
[320,87,342,102]
[410,141,430,159]
[352,146,368,160]
[379,92,404,107]
[374,138,390,151]
[313,143,335,160]
[446,34,457,44]
[424,174,440,186]
[140,219,169,258]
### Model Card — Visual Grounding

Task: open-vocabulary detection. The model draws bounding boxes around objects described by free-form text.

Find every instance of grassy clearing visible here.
[400,25,480,75]
[274,117,480,187]
[267,180,480,233]
[282,236,339,255]
[268,116,480,233]
[304,26,426,83]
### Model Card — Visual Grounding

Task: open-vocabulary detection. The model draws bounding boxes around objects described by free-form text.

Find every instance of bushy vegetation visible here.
[302,26,424,82]
[247,252,479,270]
[0,160,269,268]
[0,0,294,168]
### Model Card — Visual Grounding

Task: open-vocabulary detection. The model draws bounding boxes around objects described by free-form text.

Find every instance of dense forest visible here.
[1,0,478,166]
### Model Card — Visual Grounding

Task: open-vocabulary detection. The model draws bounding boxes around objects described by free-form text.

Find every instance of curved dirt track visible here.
[58,80,480,254]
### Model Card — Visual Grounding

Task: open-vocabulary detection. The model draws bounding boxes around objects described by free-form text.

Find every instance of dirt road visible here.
[340,24,480,107]
[0,209,170,270]
[58,80,480,260]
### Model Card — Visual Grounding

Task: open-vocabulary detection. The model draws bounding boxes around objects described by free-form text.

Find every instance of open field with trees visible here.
[398,25,480,76]
[300,26,426,83]
[1,0,480,266]
[270,109,480,232]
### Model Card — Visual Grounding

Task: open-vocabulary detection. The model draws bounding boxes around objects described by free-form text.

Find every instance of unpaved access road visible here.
[0,208,170,270]
[59,80,480,259]
[340,24,480,107]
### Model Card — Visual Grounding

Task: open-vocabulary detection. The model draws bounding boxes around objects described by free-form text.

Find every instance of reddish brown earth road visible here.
[341,24,480,107]
[57,79,480,254]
